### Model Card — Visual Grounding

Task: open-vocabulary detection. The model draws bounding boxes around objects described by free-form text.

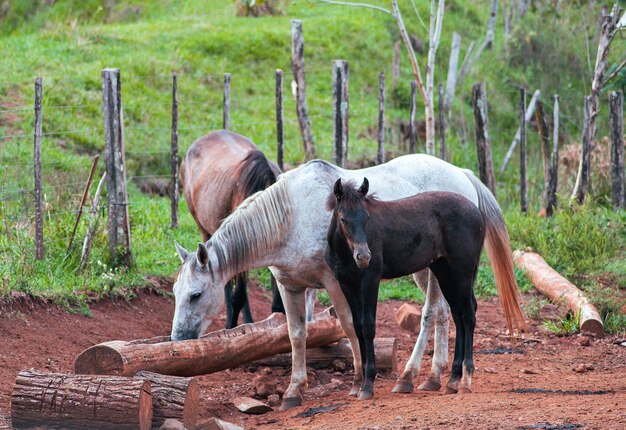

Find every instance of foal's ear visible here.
[175,241,190,263]
[196,242,209,267]
[359,177,369,196]
[333,179,344,200]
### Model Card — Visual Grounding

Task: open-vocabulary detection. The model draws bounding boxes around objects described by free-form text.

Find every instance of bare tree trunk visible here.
[472,82,497,198]
[444,32,461,112]
[457,0,498,87]
[609,91,624,210]
[546,95,560,217]
[535,99,551,210]
[425,0,445,156]
[378,72,385,165]
[291,19,315,160]
[571,5,623,201]
[438,84,446,160]
[392,40,401,89]
[519,87,527,213]
[500,89,541,173]
[574,97,592,205]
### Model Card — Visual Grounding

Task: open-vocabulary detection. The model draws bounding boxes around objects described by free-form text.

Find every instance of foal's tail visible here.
[463,170,527,335]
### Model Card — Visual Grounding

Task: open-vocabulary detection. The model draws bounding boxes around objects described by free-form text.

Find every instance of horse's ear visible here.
[197,242,209,267]
[175,241,190,263]
[359,177,369,196]
[333,179,344,200]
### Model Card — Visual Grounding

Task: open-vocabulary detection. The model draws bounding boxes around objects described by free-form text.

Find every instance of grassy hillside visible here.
[0,0,623,329]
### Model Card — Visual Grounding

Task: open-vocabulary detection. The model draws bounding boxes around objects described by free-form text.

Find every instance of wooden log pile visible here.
[75,308,345,377]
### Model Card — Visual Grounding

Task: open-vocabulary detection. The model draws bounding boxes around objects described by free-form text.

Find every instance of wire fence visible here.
[2,65,621,267]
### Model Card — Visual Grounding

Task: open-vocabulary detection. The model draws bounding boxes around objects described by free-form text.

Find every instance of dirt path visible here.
[0,282,625,429]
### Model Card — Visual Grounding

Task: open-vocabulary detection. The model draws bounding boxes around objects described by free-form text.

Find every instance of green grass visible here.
[0,0,624,331]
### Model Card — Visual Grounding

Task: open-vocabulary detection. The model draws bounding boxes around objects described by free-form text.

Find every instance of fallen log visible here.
[253,337,397,373]
[75,308,345,377]
[513,250,604,336]
[11,369,152,430]
[134,371,199,430]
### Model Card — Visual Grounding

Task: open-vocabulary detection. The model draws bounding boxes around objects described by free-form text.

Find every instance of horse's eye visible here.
[190,292,202,302]
[339,217,347,224]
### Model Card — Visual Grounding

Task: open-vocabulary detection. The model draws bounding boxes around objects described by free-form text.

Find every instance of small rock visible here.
[578,336,591,347]
[330,378,343,386]
[260,367,272,375]
[267,394,281,407]
[573,363,594,373]
[395,303,421,332]
[159,419,184,430]
[621,341,626,347]
[483,367,498,374]
[332,359,347,372]
[522,369,538,375]
[198,417,246,430]
[232,396,273,414]
[251,374,276,398]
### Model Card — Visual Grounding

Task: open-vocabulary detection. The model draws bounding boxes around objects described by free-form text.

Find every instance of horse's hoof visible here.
[279,397,302,411]
[349,385,360,397]
[458,387,472,394]
[392,380,414,394]
[444,386,458,395]
[417,378,441,392]
[358,390,374,400]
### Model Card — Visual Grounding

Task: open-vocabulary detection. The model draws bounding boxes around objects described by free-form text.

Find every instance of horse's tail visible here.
[463,170,527,335]
[238,150,279,199]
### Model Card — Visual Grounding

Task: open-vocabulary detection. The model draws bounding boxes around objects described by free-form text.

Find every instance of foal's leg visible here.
[337,281,367,396]
[393,270,438,393]
[445,307,466,394]
[276,282,309,410]
[359,273,381,400]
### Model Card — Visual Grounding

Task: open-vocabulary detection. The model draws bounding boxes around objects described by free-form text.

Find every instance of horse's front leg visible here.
[321,273,363,397]
[359,273,381,400]
[276,282,308,410]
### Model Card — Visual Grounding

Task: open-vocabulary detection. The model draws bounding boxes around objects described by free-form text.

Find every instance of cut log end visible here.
[580,319,604,338]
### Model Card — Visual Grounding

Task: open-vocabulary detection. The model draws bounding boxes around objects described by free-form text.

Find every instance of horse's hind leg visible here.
[393,270,438,394]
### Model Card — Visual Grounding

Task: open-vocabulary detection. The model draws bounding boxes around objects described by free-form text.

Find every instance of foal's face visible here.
[171,242,225,340]
[334,178,372,269]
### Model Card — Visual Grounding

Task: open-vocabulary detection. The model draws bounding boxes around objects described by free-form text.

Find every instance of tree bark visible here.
[535,99,551,210]
[472,82,497,198]
[520,88,527,214]
[571,6,623,201]
[609,91,624,210]
[546,94,560,217]
[425,0,445,156]
[291,19,315,160]
[134,371,199,430]
[513,251,604,337]
[11,370,152,430]
[252,337,397,373]
[574,97,591,205]
[75,309,344,377]
[444,32,461,112]
[500,89,541,173]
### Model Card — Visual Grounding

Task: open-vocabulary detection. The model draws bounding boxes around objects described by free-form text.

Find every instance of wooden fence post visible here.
[276,69,284,171]
[609,91,624,210]
[409,81,417,153]
[170,72,179,229]
[535,99,551,210]
[520,87,527,213]
[333,60,349,168]
[438,83,446,161]
[546,94,560,216]
[223,73,230,131]
[291,19,315,160]
[378,72,385,165]
[575,96,591,205]
[33,77,44,260]
[472,82,497,198]
[102,68,132,267]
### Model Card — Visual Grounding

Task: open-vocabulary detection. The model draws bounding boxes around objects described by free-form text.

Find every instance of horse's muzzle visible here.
[355,250,371,268]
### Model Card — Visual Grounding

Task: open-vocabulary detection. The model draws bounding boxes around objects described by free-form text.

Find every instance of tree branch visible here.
[318,0,391,15]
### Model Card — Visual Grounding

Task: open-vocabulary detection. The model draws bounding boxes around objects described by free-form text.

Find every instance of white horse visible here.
[171,154,526,410]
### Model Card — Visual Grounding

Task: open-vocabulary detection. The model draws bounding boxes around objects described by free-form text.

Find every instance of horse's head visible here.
[330,178,372,268]
[171,241,226,340]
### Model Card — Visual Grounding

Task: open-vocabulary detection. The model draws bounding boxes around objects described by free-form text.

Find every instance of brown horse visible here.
[180,130,283,328]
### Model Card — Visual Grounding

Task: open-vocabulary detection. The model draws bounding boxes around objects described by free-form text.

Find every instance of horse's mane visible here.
[233,150,278,206]
[325,179,378,211]
[209,178,293,275]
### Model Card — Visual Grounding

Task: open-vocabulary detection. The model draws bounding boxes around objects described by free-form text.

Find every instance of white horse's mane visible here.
[209,178,293,275]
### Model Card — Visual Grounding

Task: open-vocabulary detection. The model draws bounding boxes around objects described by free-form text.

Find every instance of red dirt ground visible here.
[1,280,625,430]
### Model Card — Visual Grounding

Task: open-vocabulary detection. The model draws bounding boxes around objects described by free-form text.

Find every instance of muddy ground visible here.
[0,280,624,429]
